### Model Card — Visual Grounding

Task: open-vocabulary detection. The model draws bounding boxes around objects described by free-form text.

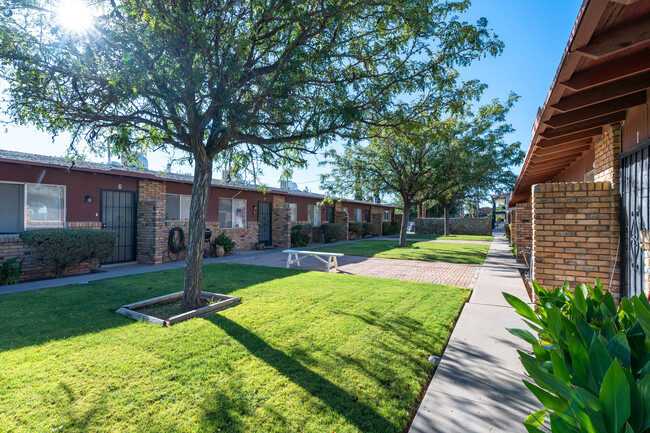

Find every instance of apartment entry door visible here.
[101,190,137,263]
[258,201,272,247]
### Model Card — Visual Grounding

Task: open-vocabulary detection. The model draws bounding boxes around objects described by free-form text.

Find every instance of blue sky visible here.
[0,0,583,194]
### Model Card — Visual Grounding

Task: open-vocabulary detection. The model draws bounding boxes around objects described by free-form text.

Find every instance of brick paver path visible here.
[224,251,481,288]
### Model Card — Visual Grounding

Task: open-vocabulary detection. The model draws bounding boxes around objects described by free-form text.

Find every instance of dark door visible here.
[621,143,650,298]
[101,190,137,263]
[258,201,272,246]
[326,206,335,223]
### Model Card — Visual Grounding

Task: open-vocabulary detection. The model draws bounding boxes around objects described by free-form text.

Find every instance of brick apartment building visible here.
[510,0,650,300]
[0,149,394,282]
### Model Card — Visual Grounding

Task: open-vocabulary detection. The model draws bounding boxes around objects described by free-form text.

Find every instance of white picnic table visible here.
[283,249,344,272]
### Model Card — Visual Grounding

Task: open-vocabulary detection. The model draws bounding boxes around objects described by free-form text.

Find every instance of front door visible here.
[621,143,650,297]
[101,190,137,263]
[258,201,272,246]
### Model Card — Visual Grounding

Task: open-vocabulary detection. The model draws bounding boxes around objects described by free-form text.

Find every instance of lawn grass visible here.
[310,240,490,265]
[387,234,494,242]
[0,263,470,433]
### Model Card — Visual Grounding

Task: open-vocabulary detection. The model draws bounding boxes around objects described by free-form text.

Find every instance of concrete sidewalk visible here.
[409,233,539,433]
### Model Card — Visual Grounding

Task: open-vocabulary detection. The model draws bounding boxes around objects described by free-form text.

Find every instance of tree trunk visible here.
[399,200,410,248]
[443,205,450,237]
[181,151,213,310]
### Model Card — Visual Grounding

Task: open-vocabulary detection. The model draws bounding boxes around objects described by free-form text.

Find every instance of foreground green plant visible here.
[505,280,650,432]
[0,257,23,285]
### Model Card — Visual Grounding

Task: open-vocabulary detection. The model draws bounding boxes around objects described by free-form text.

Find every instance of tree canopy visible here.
[0,0,504,307]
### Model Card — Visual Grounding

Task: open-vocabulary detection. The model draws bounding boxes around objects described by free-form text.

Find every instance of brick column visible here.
[514,203,532,263]
[334,202,349,241]
[137,179,166,264]
[594,124,622,187]
[271,195,290,248]
[532,182,620,298]
[370,206,383,236]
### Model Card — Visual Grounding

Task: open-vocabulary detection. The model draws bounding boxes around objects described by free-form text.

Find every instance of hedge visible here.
[362,222,374,236]
[20,229,116,278]
[382,221,399,236]
[505,280,650,432]
[321,223,341,243]
[348,222,364,237]
[291,224,312,247]
[504,223,511,239]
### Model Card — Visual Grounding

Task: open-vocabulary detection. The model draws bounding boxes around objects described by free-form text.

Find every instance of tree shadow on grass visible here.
[203,315,397,433]
[0,264,309,352]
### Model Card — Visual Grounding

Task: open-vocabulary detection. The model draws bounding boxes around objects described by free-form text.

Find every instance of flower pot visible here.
[213,245,225,257]
[255,242,265,250]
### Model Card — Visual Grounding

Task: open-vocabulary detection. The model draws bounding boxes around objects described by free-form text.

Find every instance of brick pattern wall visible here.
[532,182,620,298]
[510,209,517,246]
[137,179,166,264]
[162,221,260,262]
[271,195,290,248]
[594,125,622,187]
[334,208,349,241]
[0,224,102,283]
[414,217,493,236]
[370,206,384,236]
[515,203,532,263]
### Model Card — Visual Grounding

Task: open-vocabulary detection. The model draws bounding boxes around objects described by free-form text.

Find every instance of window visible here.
[0,182,24,233]
[307,204,321,227]
[166,194,192,221]
[584,170,595,182]
[25,184,65,228]
[285,203,297,222]
[353,208,362,223]
[384,210,390,221]
[219,198,247,228]
[326,206,335,223]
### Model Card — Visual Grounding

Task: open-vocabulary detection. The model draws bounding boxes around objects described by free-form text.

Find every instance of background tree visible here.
[0,0,503,308]
[426,95,524,236]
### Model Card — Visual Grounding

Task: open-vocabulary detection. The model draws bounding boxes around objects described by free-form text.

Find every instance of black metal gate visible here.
[101,190,137,263]
[258,201,272,246]
[621,143,650,298]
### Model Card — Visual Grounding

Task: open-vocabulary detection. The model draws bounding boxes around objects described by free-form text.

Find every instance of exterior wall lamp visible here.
[85,195,93,203]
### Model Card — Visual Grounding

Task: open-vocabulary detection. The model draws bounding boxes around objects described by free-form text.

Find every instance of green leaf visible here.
[507,328,538,346]
[525,408,547,427]
[602,291,617,316]
[574,284,588,316]
[576,317,596,344]
[633,299,650,340]
[523,381,568,412]
[567,333,589,382]
[600,359,631,433]
[588,334,612,385]
[547,307,563,344]
[623,370,643,431]
[638,375,650,431]
[503,293,543,326]
[550,413,580,433]
[568,397,598,433]
[606,332,631,369]
[521,358,575,402]
[550,350,571,385]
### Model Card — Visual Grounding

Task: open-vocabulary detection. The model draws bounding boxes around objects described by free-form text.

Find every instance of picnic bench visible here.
[283,249,344,272]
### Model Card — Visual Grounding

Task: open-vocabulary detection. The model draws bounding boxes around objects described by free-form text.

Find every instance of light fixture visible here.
[85,195,92,203]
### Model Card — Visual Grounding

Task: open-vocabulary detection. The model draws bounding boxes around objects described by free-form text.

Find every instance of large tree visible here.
[0,0,503,308]
[426,95,524,235]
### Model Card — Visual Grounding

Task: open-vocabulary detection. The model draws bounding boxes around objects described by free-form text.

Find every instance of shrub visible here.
[510,242,516,258]
[0,257,23,285]
[382,221,399,236]
[504,223,511,239]
[505,280,650,432]
[291,224,312,247]
[348,222,364,238]
[362,222,374,237]
[20,229,116,278]
[321,223,341,243]
[213,232,235,255]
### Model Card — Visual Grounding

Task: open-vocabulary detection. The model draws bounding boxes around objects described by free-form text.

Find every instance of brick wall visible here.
[531,182,620,298]
[334,207,349,241]
[137,179,166,264]
[0,223,102,283]
[515,203,532,263]
[272,195,290,248]
[370,206,384,236]
[594,125,622,187]
[510,209,517,246]
[162,221,259,262]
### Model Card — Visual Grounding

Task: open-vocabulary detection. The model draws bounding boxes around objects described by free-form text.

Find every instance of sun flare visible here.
[57,0,94,32]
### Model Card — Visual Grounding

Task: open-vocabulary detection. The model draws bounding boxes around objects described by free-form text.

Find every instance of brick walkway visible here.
[224,251,481,288]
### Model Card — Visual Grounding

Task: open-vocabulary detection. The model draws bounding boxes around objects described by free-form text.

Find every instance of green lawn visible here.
[0,264,470,433]
[310,240,490,265]
[387,234,494,242]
